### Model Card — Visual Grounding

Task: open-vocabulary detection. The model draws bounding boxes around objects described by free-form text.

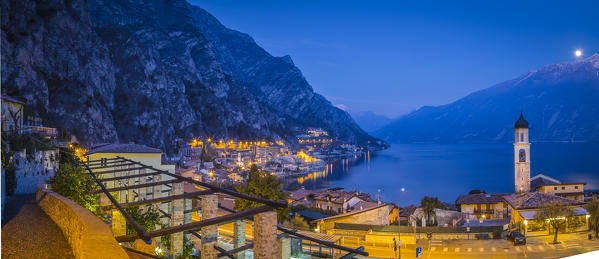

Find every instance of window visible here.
[520,133,524,142]
[519,149,526,162]
[562,187,565,190]
[554,187,558,190]
[575,186,579,189]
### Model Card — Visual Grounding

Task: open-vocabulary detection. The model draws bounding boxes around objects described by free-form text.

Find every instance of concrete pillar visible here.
[234,220,246,259]
[170,182,184,257]
[278,236,291,259]
[111,209,127,236]
[254,211,277,259]
[99,193,110,206]
[184,198,192,249]
[201,194,218,259]
[151,175,161,209]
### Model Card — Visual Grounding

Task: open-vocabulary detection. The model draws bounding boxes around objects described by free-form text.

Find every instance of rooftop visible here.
[514,112,529,129]
[503,192,585,210]
[1,95,26,105]
[85,143,162,155]
[455,193,510,205]
[313,203,390,223]
[530,174,586,190]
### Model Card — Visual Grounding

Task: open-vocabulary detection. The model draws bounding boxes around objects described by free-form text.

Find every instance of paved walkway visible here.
[1,194,75,258]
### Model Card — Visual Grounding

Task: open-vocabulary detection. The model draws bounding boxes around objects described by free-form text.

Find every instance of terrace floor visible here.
[1,194,75,259]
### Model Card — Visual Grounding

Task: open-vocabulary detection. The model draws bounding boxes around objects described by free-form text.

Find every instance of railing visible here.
[473,209,495,215]
[82,155,367,258]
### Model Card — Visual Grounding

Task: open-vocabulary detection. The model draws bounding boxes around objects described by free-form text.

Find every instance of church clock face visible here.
[519,149,526,162]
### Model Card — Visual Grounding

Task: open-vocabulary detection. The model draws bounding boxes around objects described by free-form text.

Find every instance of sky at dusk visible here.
[189,0,599,118]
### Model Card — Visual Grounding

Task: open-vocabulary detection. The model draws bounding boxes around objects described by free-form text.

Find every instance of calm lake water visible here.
[287,143,599,206]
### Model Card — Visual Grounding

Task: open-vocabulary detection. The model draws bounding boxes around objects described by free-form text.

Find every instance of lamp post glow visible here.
[524,220,528,236]
[396,187,405,259]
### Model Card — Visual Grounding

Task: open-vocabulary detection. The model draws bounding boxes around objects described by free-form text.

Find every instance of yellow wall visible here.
[460,202,507,219]
[538,184,584,195]
[87,153,174,174]
[86,152,175,217]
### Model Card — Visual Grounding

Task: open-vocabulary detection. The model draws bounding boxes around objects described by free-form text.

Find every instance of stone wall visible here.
[410,208,464,227]
[14,149,58,194]
[36,187,128,259]
[318,205,391,232]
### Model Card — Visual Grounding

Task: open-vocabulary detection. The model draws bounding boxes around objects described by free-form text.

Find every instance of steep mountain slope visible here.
[1,0,118,143]
[185,2,376,145]
[1,0,381,152]
[376,55,599,143]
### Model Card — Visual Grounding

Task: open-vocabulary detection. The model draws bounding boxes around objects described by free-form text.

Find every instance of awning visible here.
[520,207,588,220]
[520,211,536,220]
[573,207,588,216]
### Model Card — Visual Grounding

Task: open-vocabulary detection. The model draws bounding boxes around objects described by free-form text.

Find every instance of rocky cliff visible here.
[376,54,599,143]
[1,0,381,153]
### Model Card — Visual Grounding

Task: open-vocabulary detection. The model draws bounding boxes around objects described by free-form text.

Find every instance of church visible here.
[456,112,589,235]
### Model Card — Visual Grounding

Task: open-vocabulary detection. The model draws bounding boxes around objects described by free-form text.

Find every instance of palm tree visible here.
[585,199,599,238]
[535,201,574,244]
[420,196,446,226]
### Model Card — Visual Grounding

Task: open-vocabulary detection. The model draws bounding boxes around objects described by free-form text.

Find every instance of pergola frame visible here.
[82,155,368,257]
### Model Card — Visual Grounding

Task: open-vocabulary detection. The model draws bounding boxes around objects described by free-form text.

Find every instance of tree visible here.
[235,165,289,221]
[47,162,98,212]
[468,189,486,195]
[420,196,446,226]
[290,214,310,231]
[124,205,161,235]
[535,201,574,244]
[585,199,599,238]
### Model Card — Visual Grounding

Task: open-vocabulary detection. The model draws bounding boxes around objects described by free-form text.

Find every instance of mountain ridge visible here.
[375,54,599,144]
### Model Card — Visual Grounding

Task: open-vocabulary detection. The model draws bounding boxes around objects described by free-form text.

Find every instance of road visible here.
[356,233,599,259]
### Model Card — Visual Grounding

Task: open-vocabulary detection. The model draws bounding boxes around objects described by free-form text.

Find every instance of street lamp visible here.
[523,220,528,237]
[397,187,405,259]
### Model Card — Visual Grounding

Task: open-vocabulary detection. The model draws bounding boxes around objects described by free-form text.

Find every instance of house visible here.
[389,205,417,225]
[530,174,585,202]
[503,192,588,236]
[289,187,374,214]
[1,95,25,132]
[85,143,176,203]
[313,203,392,233]
[455,193,510,220]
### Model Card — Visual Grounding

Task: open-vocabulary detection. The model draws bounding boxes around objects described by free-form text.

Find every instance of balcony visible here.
[473,209,495,215]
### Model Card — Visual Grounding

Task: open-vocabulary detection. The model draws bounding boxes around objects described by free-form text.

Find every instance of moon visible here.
[575,49,582,57]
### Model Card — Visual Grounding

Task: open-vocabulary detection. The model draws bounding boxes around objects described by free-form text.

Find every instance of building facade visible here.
[1,95,25,132]
[456,193,510,220]
[530,174,586,201]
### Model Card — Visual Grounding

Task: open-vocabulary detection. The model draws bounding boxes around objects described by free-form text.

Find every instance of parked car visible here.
[507,231,526,245]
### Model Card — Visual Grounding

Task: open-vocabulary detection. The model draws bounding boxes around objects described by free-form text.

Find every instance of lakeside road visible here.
[355,232,599,259]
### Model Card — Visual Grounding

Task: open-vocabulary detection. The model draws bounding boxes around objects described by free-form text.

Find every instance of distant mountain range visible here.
[1,0,382,152]
[351,111,392,133]
[376,54,599,143]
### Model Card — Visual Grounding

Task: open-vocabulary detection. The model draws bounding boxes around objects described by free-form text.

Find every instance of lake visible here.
[286,143,599,206]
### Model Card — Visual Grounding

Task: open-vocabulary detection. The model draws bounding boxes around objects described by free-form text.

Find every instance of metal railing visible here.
[82,155,367,257]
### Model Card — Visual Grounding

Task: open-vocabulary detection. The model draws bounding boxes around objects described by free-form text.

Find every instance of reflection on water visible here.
[286,151,371,188]
[285,143,599,206]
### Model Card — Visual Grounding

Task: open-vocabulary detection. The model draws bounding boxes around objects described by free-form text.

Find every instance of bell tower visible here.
[514,112,530,193]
